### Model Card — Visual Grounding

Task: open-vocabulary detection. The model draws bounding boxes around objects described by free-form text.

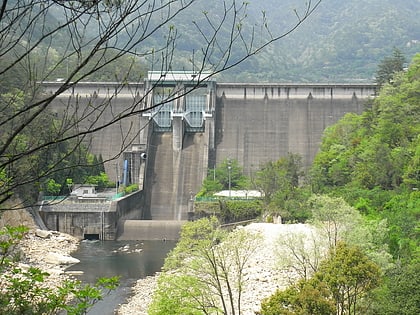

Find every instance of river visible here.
[65,239,176,314]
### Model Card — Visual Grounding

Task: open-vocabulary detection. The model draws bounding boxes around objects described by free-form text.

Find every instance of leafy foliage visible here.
[310,54,420,264]
[261,242,381,315]
[0,225,28,267]
[254,153,303,203]
[298,53,420,314]
[197,158,249,197]
[151,217,262,315]
[218,199,263,224]
[316,242,381,315]
[260,277,335,315]
[375,48,407,87]
[254,153,311,222]
[369,263,420,315]
[309,195,362,248]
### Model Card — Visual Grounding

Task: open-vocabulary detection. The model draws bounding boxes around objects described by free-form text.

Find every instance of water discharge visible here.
[65,240,176,314]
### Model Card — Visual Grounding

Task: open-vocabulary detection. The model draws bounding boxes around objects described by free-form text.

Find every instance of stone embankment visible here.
[117,223,319,315]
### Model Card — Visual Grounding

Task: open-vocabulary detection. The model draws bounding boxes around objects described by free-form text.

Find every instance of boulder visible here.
[35,229,52,238]
[44,252,80,265]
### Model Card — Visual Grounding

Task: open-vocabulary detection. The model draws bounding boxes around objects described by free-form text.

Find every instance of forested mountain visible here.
[24,0,419,83]
[230,0,420,82]
[199,0,420,82]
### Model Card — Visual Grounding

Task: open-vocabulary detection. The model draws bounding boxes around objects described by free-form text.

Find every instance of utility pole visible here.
[228,159,231,198]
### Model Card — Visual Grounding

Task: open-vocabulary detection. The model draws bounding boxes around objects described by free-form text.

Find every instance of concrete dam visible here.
[41,75,376,240]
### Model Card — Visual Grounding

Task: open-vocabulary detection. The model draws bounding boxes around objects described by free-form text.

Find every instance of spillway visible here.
[142,132,208,221]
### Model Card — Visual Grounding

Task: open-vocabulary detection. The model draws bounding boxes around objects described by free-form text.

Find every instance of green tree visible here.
[262,242,381,315]
[316,242,381,315]
[198,159,249,197]
[260,277,335,315]
[254,153,303,203]
[218,199,262,224]
[150,217,262,315]
[370,263,420,315]
[309,194,393,270]
[309,195,362,248]
[254,153,310,222]
[375,48,406,87]
[149,273,213,315]
[45,178,61,195]
[381,191,420,262]
[310,54,420,266]
[85,172,112,190]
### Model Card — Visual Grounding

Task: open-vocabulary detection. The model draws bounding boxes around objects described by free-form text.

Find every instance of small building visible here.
[70,184,97,198]
[213,190,263,198]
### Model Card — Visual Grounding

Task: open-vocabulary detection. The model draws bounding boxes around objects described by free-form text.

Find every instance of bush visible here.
[219,200,262,224]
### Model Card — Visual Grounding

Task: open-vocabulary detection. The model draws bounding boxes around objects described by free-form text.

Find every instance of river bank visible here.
[117,223,319,315]
[1,209,80,296]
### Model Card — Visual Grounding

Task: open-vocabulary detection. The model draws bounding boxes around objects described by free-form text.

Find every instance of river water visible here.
[65,240,176,314]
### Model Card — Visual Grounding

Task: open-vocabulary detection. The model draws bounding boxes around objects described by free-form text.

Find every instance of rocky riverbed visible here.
[117,223,320,315]
[19,229,80,273]
[1,209,80,292]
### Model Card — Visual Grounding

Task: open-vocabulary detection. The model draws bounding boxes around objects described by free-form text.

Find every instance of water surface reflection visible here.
[66,240,176,314]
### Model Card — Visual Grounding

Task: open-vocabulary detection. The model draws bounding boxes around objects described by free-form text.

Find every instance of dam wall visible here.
[117,220,184,240]
[43,81,375,180]
[42,81,376,239]
[43,82,146,182]
[213,83,375,174]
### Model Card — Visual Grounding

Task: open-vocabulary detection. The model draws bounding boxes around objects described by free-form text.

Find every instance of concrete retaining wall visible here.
[111,190,144,221]
[40,202,116,240]
[39,190,145,240]
[117,220,185,240]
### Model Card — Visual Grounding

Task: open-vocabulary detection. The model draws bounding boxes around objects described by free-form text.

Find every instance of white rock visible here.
[44,252,80,265]
[65,270,84,275]
[35,229,52,238]
[47,267,65,275]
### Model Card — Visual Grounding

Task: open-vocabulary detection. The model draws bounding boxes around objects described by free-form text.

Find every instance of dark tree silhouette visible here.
[375,48,406,87]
